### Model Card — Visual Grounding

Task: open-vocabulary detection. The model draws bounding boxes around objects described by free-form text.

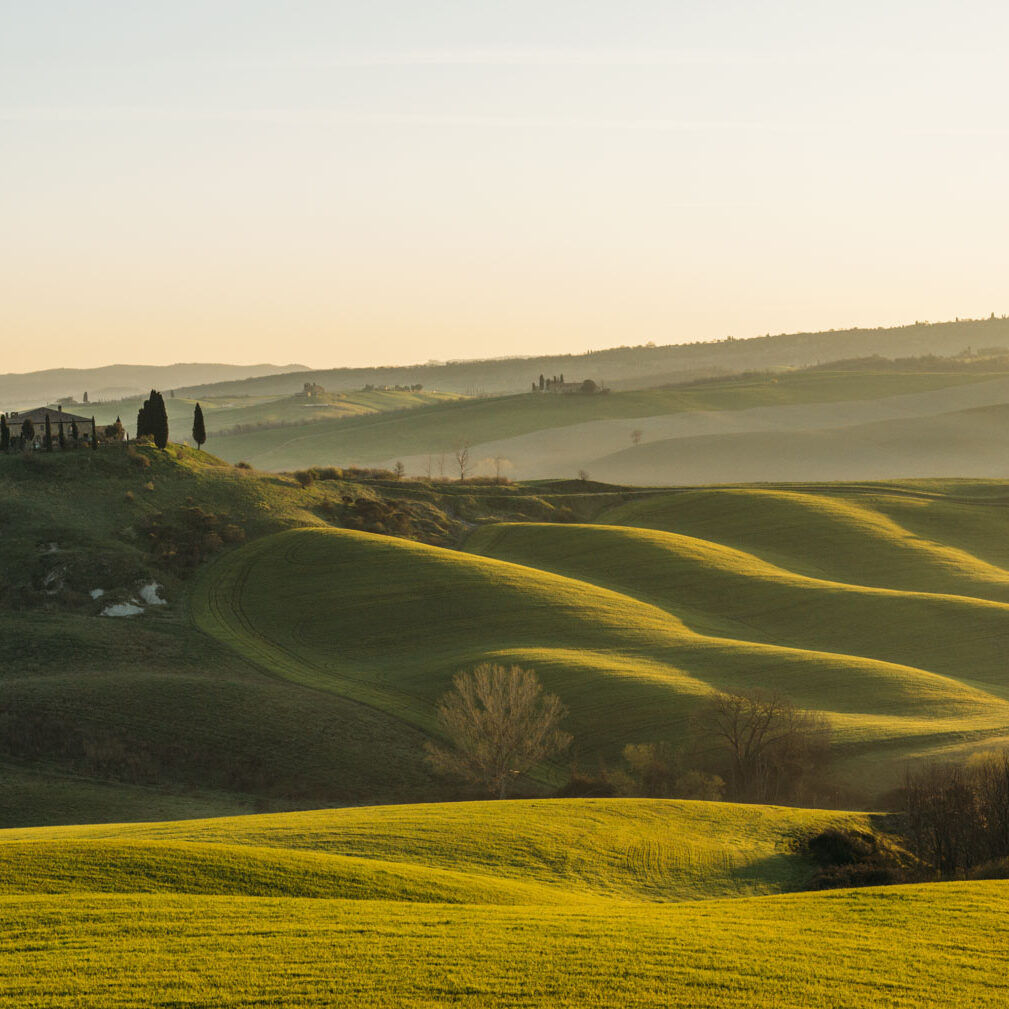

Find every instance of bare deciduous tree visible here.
[905,751,1009,878]
[492,455,511,483]
[454,442,471,480]
[425,664,572,798]
[692,689,830,803]
[631,429,643,446]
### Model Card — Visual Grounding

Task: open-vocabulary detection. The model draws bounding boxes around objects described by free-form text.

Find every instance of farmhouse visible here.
[4,406,96,446]
[533,374,605,395]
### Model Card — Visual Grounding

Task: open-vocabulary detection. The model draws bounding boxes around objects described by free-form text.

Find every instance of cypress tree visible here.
[0,415,8,452]
[44,414,53,452]
[90,416,98,450]
[192,403,207,450]
[83,391,88,404]
[21,418,34,445]
[70,420,79,445]
[58,420,66,450]
[152,390,169,449]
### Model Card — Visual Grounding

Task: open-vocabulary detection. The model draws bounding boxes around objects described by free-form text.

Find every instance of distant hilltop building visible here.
[532,374,606,394]
[302,382,326,398]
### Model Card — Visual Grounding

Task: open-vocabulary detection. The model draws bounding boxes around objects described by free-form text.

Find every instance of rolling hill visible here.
[88,386,464,442]
[5,446,1009,823]
[199,367,1009,474]
[175,315,1009,398]
[0,799,1004,1007]
[0,362,305,411]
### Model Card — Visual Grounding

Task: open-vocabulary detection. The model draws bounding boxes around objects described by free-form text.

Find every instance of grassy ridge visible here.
[602,486,1009,598]
[1,799,856,902]
[466,522,1009,693]
[195,523,1009,784]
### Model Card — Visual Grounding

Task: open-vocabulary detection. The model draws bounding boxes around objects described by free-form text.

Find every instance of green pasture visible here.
[0,799,1003,1008]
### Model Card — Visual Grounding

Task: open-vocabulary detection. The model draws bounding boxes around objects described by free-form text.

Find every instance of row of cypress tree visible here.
[136,390,208,451]
[136,390,170,449]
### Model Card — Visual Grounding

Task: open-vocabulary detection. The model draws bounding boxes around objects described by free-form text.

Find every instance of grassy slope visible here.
[602,485,1009,595]
[0,448,468,824]
[9,444,1009,816]
[194,520,1009,787]
[5,885,1005,1008]
[204,370,992,470]
[0,799,1004,1008]
[0,799,856,902]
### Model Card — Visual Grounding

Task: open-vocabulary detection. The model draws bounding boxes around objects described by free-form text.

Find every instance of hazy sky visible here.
[3,2,1008,372]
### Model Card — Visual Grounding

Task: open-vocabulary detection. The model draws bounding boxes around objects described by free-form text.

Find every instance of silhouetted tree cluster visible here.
[103,416,124,441]
[616,689,832,805]
[692,690,831,803]
[136,389,169,448]
[0,415,8,452]
[905,752,1009,878]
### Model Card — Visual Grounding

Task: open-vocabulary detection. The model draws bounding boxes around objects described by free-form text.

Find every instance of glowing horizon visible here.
[4,2,1008,372]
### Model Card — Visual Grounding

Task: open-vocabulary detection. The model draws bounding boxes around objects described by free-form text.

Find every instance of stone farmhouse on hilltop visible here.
[3,406,96,448]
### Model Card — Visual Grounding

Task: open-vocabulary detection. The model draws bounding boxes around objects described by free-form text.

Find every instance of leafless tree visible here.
[692,689,830,803]
[454,441,472,480]
[393,460,405,480]
[577,469,589,482]
[905,751,1009,878]
[425,664,572,798]
[492,455,511,483]
[631,429,643,446]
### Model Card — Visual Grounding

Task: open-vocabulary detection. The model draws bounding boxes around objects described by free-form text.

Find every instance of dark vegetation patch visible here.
[799,826,917,889]
[140,506,246,575]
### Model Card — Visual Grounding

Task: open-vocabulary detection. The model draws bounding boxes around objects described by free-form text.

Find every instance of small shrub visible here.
[124,491,134,502]
[801,826,916,890]
[144,481,155,492]
[293,470,314,488]
[235,460,253,470]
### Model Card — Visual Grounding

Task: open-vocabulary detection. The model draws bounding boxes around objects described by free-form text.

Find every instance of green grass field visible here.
[0,799,1005,1007]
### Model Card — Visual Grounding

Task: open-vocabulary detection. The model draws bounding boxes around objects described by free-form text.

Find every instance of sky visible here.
[3,1,1009,372]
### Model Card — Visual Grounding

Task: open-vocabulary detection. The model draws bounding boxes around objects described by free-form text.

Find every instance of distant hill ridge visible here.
[0,362,306,411]
[176,315,1009,398]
